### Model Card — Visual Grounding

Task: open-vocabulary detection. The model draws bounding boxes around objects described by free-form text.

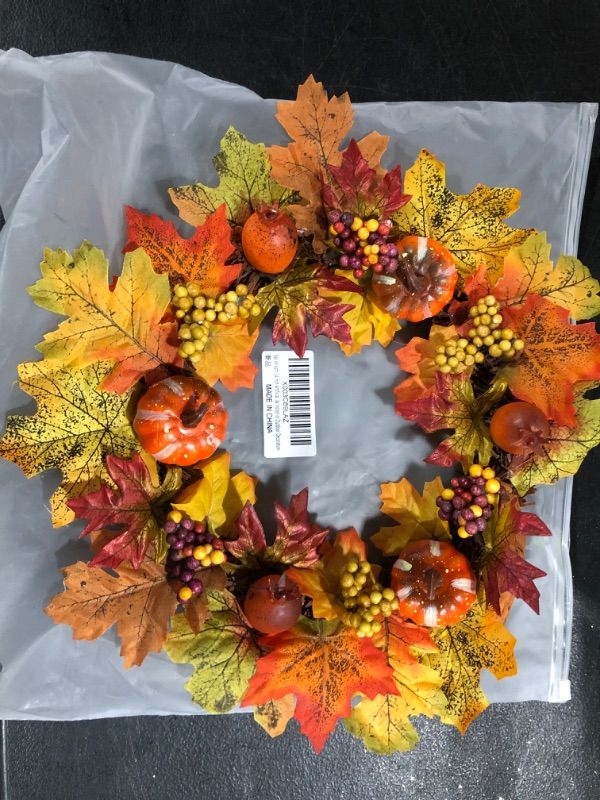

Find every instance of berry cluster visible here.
[172,281,261,363]
[164,509,227,603]
[435,295,525,374]
[436,465,501,538]
[327,211,395,280]
[339,559,400,638]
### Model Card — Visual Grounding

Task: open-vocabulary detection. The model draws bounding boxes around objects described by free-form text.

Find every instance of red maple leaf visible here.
[226,489,329,568]
[67,454,173,569]
[324,139,410,218]
[478,498,550,615]
[124,204,242,294]
[241,619,398,752]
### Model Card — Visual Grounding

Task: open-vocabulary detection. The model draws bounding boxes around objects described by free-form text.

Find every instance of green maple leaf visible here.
[165,590,260,713]
[168,126,296,227]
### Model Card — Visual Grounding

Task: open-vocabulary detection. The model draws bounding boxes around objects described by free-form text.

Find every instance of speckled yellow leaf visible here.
[190,318,259,392]
[372,477,451,556]
[0,360,140,526]
[28,243,177,393]
[173,452,257,537]
[253,696,296,738]
[425,600,517,733]
[492,231,600,320]
[393,149,532,281]
[169,126,295,227]
[165,590,259,713]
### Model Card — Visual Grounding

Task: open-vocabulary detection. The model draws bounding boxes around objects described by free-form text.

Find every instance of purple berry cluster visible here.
[164,510,226,602]
[435,466,501,539]
[327,210,396,280]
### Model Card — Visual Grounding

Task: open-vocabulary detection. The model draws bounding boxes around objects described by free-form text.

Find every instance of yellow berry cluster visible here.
[172,281,262,362]
[434,295,524,374]
[339,559,400,638]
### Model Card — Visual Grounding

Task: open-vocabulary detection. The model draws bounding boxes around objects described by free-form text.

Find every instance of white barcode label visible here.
[262,350,316,458]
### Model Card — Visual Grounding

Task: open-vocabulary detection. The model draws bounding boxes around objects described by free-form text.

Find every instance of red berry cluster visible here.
[327,210,396,280]
[435,465,501,538]
[164,509,226,603]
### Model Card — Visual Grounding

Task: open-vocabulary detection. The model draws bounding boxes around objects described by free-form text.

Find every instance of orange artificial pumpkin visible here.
[391,539,476,627]
[133,376,227,466]
[241,204,298,274]
[371,235,457,322]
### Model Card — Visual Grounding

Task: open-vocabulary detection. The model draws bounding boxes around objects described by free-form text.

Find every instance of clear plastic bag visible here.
[0,48,595,719]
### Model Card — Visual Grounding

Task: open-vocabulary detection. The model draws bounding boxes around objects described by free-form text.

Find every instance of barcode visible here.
[288,357,312,447]
[262,350,316,458]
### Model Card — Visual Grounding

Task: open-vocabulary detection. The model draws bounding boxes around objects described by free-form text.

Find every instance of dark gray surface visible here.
[1,1,599,798]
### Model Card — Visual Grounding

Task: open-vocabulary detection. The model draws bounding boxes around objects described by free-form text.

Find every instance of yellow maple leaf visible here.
[372,477,451,556]
[492,231,600,320]
[190,318,259,392]
[172,451,257,536]
[0,360,141,526]
[319,273,399,355]
[27,242,177,393]
[393,149,532,281]
[253,696,297,738]
[425,600,517,733]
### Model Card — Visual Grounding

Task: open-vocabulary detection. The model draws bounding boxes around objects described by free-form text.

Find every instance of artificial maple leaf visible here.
[476,498,550,615]
[394,324,458,403]
[396,371,495,468]
[324,139,410,219]
[169,126,295,227]
[509,388,600,495]
[372,477,451,556]
[188,318,259,392]
[45,558,177,668]
[28,243,178,393]
[491,232,600,320]
[286,528,366,620]
[249,262,358,357]
[392,149,532,281]
[241,617,398,753]
[165,589,260,712]
[253,696,297,739]
[425,599,517,733]
[172,452,257,537]
[226,488,329,569]
[318,272,399,355]
[0,360,140,526]
[66,454,181,570]
[124,204,242,293]
[269,76,388,249]
[500,294,600,426]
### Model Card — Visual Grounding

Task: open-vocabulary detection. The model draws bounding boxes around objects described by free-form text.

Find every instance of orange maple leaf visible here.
[45,559,177,668]
[501,294,600,425]
[189,318,259,391]
[287,528,367,620]
[268,75,388,249]
[241,618,398,752]
[124,204,241,295]
[394,324,458,403]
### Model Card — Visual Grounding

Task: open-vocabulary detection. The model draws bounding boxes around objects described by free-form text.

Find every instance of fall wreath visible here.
[1,76,599,754]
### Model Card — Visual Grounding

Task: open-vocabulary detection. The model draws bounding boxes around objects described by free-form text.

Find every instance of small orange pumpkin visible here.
[371,236,457,322]
[133,376,227,466]
[391,539,476,627]
[241,204,298,274]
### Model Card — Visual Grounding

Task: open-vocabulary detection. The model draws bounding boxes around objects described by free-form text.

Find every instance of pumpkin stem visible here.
[181,394,209,428]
